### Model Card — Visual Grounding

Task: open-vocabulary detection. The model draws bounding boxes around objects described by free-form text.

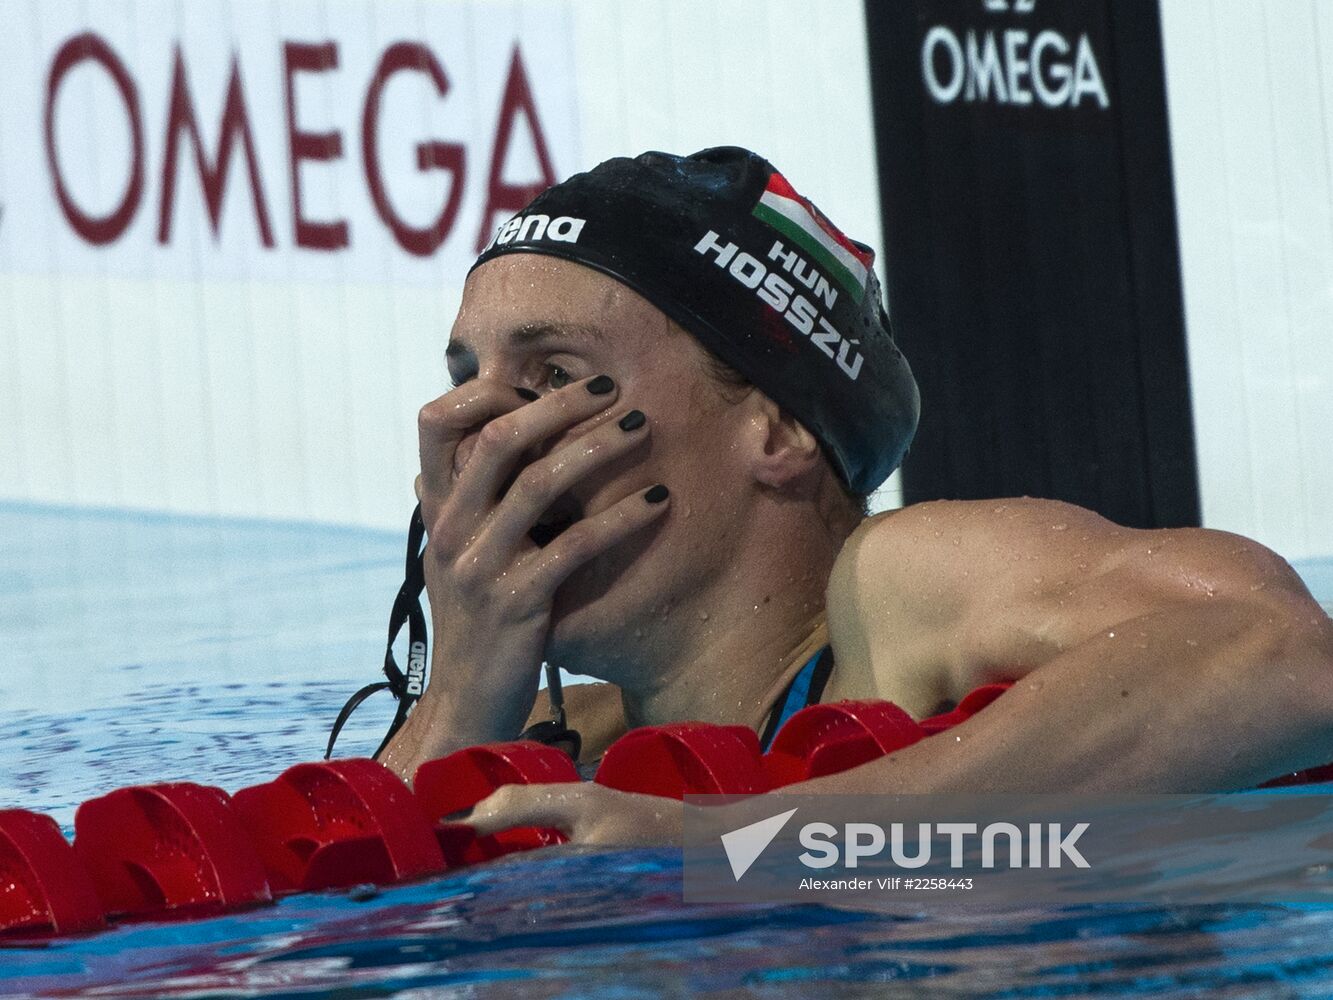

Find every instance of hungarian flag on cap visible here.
[751,173,873,303]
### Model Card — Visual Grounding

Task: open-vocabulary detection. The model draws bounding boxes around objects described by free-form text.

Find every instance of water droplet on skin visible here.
[1051,523,1068,531]
[699,612,709,621]
[1027,680,1043,691]
[1107,631,1116,638]
[952,537,961,546]
[1250,582,1268,591]
[1185,639,1198,647]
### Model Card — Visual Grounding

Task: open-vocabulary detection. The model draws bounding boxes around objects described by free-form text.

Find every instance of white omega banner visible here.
[0,0,580,285]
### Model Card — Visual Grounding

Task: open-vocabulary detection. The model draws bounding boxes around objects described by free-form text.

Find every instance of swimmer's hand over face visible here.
[379,375,668,783]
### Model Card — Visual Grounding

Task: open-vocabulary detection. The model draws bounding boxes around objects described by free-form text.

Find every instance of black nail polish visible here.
[618,409,646,432]
[645,484,669,504]
[514,387,539,401]
[586,374,615,395]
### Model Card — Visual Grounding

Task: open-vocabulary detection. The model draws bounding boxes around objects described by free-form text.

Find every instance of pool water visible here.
[0,503,406,824]
[5,851,1333,998]
[2,503,1332,998]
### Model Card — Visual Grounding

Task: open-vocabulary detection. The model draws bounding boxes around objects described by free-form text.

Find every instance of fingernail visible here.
[586,374,615,395]
[645,484,669,504]
[514,387,539,401]
[618,409,646,432]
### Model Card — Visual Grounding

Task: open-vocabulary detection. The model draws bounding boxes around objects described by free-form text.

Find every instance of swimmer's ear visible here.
[745,394,822,491]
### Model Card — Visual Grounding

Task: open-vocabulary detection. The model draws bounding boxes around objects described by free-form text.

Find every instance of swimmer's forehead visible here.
[447,257,678,366]
[445,319,610,364]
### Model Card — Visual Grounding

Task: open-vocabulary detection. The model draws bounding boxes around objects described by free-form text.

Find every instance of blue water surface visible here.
[2,502,1332,998]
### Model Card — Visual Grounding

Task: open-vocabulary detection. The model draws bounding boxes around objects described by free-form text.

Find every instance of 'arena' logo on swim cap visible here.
[485,213,586,252]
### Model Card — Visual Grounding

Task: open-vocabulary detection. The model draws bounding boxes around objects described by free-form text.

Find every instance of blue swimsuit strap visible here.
[759,644,836,752]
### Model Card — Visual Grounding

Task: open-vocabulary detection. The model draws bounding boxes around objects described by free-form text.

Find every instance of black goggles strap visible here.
[325,504,428,760]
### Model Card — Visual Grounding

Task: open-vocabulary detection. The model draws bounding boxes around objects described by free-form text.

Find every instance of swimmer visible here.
[375,147,1333,845]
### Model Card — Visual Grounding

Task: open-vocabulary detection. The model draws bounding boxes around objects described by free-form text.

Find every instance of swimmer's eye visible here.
[544,364,573,390]
[445,363,476,390]
[445,364,572,392]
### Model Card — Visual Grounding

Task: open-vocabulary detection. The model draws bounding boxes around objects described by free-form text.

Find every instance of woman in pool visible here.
[378,148,1333,844]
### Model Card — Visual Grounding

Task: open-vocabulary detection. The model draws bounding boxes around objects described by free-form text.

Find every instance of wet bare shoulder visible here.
[823,502,982,712]
[829,496,1327,702]
[828,499,1021,629]
[825,498,1135,706]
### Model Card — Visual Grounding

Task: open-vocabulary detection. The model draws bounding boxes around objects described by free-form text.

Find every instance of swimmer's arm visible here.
[808,498,1333,793]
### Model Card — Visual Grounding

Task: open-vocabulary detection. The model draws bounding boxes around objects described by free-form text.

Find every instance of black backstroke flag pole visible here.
[864,0,1200,529]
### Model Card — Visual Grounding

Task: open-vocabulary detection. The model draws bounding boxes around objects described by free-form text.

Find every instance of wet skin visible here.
[384,256,1333,841]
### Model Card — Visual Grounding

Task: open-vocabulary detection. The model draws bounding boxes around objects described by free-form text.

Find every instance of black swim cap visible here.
[470,147,919,493]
